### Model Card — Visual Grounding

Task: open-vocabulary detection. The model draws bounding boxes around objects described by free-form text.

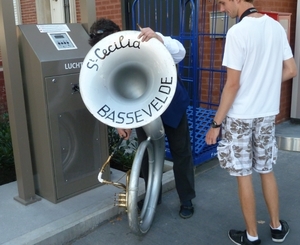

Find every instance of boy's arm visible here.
[282,57,297,82]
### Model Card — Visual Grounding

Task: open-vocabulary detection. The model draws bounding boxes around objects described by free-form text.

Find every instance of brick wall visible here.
[203,0,297,124]
[95,0,122,28]
[257,0,297,123]
[91,0,297,124]
[76,0,122,29]
[0,0,298,123]
[20,0,37,24]
[76,0,81,23]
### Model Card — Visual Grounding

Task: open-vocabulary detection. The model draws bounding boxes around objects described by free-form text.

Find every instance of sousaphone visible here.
[79,30,177,234]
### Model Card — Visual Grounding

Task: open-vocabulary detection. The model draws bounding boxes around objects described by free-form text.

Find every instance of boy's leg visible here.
[252,116,280,229]
[260,172,290,242]
[237,175,258,237]
[219,117,262,243]
[260,172,280,228]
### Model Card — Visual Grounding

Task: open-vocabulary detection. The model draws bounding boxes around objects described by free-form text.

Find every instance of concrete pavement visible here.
[68,149,299,245]
[0,121,299,245]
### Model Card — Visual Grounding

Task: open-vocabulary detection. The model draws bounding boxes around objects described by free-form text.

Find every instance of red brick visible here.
[0,0,297,122]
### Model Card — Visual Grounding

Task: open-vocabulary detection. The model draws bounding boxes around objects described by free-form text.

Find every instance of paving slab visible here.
[69,149,300,245]
[0,121,299,245]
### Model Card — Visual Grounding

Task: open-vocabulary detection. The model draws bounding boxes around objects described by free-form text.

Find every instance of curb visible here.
[276,136,300,152]
[3,166,176,245]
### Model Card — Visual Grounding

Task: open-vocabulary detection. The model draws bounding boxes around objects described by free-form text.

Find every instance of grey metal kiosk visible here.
[17,23,109,203]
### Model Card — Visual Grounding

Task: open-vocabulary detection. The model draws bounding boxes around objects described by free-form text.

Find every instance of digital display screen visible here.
[48,32,77,50]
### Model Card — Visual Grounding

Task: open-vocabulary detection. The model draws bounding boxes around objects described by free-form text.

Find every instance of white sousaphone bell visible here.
[79,30,177,234]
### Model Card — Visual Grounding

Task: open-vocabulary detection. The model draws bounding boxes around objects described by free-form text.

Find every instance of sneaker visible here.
[179,200,194,219]
[270,220,290,242]
[228,230,261,245]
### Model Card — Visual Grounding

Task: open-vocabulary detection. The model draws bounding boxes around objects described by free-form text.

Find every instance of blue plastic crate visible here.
[165,106,218,166]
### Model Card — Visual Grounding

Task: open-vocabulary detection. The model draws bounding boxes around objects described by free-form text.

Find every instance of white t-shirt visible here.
[222,14,293,119]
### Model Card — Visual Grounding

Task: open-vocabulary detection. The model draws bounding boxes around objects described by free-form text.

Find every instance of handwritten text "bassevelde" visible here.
[97,77,174,125]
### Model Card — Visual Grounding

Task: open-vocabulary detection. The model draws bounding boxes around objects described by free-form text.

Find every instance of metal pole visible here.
[79,0,96,33]
[291,0,300,121]
[0,0,41,205]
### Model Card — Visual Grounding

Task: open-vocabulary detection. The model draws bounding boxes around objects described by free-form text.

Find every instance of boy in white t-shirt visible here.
[205,0,297,244]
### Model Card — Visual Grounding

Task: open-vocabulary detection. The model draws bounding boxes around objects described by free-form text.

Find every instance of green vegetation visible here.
[0,113,15,185]
[107,126,138,171]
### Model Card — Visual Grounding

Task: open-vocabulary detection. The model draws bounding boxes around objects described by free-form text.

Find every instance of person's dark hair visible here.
[88,18,121,47]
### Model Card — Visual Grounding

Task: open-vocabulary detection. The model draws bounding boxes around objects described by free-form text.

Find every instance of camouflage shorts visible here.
[217,116,278,176]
